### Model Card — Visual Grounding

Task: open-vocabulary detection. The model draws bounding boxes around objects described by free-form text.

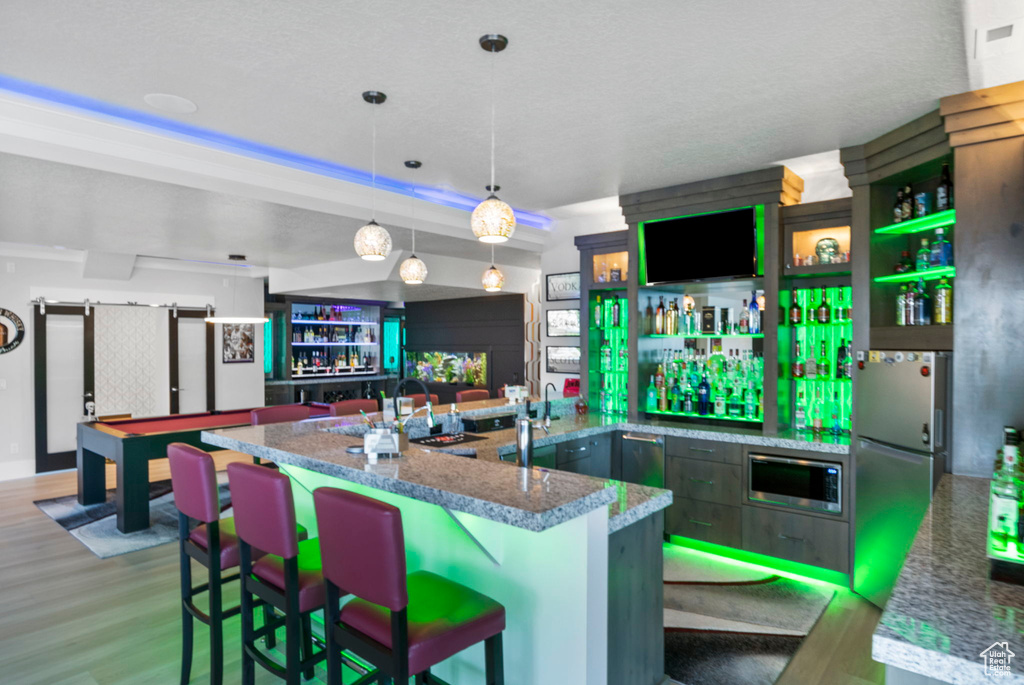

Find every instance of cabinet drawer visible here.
[665,436,742,464]
[499,444,556,469]
[557,435,610,466]
[741,506,849,573]
[667,498,741,548]
[666,456,741,506]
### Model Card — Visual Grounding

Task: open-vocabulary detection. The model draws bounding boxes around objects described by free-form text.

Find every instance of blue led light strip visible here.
[0,73,552,230]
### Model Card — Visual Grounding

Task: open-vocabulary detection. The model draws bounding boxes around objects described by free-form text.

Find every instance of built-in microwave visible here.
[748,454,842,514]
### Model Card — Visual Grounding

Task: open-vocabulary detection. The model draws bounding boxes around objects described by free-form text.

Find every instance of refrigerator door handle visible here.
[858,438,928,465]
[934,409,944,449]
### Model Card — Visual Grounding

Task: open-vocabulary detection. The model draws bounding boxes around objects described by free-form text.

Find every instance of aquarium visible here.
[404,351,488,387]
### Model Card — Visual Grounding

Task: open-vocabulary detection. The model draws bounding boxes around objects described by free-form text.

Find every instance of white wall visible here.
[539,198,628,393]
[0,246,265,480]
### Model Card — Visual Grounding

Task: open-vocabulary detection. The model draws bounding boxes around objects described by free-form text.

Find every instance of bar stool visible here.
[227,462,327,685]
[250,405,313,425]
[455,389,490,403]
[404,393,439,408]
[329,399,378,417]
[314,487,506,685]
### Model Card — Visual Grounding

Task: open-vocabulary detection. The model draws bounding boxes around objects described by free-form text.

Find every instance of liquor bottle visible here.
[817,341,830,379]
[665,298,678,335]
[934,277,953,325]
[905,285,917,325]
[916,239,931,271]
[843,347,853,379]
[748,293,761,334]
[896,285,908,326]
[739,300,750,334]
[816,287,831,325]
[893,189,904,223]
[611,295,621,328]
[805,344,818,380]
[936,163,953,211]
[697,372,711,416]
[789,294,802,325]
[594,296,602,329]
[811,390,824,433]
[930,227,953,267]
[683,386,695,414]
[670,382,682,413]
[610,261,622,281]
[990,427,1021,551]
[836,340,847,379]
[829,391,843,435]
[902,184,914,220]
[659,379,669,412]
[654,363,665,390]
[713,382,726,417]
[793,341,805,378]
[895,250,913,274]
[914,279,931,326]
[644,297,654,335]
[600,339,612,372]
[744,386,756,419]
[655,296,665,335]
[728,386,742,417]
[795,392,807,431]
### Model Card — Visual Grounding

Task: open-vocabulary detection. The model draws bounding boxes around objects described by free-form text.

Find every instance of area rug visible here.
[34,474,230,559]
[663,543,835,685]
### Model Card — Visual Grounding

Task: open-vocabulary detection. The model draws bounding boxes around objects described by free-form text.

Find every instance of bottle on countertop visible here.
[990,427,1021,551]
[936,163,953,211]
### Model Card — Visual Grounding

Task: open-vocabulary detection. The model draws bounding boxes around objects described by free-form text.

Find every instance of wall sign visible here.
[546,308,581,337]
[546,272,580,301]
[546,346,581,374]
[0,308,25,354]
[222,323,255,363]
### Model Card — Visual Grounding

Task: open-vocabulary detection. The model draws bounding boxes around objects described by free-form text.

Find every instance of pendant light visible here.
[400,166,428,284]
[204,255,269,324]
[354,91,393,261]
[481,244,505,292]
[471,34,516,244]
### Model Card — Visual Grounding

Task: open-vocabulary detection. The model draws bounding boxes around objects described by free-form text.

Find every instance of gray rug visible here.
[663,544,835,685]
[34,475,230,559]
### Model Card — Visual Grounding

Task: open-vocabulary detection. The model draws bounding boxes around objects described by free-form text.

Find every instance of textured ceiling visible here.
[0,0,969,212]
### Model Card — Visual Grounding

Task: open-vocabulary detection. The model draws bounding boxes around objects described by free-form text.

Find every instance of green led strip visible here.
[647,333,764,339]
[873,266,956,284]
[667,536,848,588]
[263,319,273,374]
[874,209,955,235]
[647,409,761,423]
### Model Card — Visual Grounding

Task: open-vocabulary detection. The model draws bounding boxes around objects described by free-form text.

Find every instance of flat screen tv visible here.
[639,206,764,285]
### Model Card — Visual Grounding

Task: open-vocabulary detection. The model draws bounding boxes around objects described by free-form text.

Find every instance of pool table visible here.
[76,405,330,533]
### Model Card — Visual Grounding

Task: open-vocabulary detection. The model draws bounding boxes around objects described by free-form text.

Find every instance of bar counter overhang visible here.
[203,405,671,685]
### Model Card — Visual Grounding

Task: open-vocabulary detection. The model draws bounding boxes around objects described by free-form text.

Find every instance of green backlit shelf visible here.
[646,409,761,423]
[646,333,765,339]
[873,266,956,284]
[793,377,852,382]
[874,209,956,235]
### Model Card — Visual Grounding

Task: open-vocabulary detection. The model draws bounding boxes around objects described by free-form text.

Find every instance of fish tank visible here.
[404,351,488,387]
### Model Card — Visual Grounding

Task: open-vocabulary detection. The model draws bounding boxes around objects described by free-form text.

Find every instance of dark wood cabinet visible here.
[665,455,741,506]
[667,498,742,547]
[741,505,849,573]
[665,436,742,465]
[557,434,612,479]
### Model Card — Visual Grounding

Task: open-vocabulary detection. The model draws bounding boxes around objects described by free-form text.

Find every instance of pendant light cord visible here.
[491,243,495,267]
[371,103,377,220]
[490,44,496,193]
[410,193,416,254]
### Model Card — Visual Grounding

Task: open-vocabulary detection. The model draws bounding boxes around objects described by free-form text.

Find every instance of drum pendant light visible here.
[354,91,393,261]
[204,255,269,324]
[471,34,516,244]
[481,244,505,292]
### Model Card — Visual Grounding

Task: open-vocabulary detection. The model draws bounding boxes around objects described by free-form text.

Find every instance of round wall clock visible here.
[0,308,25,354]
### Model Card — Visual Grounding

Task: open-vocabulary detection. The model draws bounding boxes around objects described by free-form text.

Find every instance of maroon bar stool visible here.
[314,487,505,685]
[404,393,439,408]
[227,462,326,685]
[455,389,490,403]
[497,386,506,398]
[250,404,313,425]
[329,399,378,417]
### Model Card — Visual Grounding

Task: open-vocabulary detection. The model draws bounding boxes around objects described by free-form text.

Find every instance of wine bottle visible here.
[816,287,830,325]
[594,296,602,329]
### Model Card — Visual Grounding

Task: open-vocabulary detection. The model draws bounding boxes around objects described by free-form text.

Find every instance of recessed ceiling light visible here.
[143,93,198,114]
[405,160,422,169]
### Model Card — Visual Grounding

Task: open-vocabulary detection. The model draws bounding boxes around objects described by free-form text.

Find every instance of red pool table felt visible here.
[101,410,256,436]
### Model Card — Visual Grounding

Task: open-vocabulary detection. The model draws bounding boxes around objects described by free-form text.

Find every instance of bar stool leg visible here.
[262,605,277,649]
[177,515,194,685]
[325,582,342,685]
[284,559,302,685]
[239,544,256,685]
[485,633,504,685]
[300,613,315,680]
[208,544,224,685]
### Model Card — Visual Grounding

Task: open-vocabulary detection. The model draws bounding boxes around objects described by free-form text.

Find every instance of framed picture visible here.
[546,346,581,374]
[222,323,255,363]
[546,272,580,301]
[546,308,581,337]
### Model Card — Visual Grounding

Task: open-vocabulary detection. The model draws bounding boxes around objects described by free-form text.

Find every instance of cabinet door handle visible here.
[689,519,713,527]
[688,447,714,453]
[689,478,714,485]
[623,434,661,444]
[565,446,587,454]
[778,533,805,542]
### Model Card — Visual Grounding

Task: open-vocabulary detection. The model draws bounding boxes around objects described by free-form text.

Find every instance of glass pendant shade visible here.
[400,255,428,284]
[354,220,392,261]
[482,264,505,292]
[471,195,516,243]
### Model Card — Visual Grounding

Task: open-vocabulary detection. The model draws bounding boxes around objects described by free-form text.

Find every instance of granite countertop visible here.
[873,475,1024,684]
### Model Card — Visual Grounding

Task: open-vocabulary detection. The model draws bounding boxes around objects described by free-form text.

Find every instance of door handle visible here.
[688,447,714,453]
[689,519,713,527]
[778,533,805,542]
[171,387,179,393]
[83,392,93,399]
[689,478,715,485]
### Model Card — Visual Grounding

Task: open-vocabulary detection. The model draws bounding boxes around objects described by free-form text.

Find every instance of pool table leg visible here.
[116,456,150,534]
[77,444,106,506]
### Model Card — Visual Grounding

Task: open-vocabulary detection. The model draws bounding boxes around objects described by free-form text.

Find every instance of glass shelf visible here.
[647,333,764,339]
[292,319,378,326]
[647,408,761,423]
[874,209,956,235]
[293,342,376,346]
[873,266,956,284]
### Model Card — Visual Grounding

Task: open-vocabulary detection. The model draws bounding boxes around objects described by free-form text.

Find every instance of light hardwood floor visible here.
[0,456,885,684]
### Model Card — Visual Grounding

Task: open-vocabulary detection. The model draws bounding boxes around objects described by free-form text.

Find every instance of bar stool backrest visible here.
[250,404,312,425]
[329,399,378,417]
[404,393,439,408]
[455,389,490,403]
[226,462,299,560]
[314,487,409,612]
[168,443,220,524]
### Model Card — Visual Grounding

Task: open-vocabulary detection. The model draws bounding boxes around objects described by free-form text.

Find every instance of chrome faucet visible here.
[392,378,435,429]
[543,382,558,427]
[516,401,549,468]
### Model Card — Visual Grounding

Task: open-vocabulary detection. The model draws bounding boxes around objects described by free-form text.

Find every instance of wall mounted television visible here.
[638,205,765,285]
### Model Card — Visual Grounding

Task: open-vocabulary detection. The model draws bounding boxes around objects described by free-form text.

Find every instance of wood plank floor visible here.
[0,456,885,684]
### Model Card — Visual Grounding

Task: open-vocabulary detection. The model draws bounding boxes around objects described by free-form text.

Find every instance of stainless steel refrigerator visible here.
[853,350,950,608]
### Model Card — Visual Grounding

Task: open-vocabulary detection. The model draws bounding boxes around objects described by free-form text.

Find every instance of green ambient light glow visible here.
[874,209,956,235]
[647,409,760,424]
[647,333,764,339]
[593,292,629,414]
[263,319,272,375]
[667,536,848,589]
[872,266,956,284]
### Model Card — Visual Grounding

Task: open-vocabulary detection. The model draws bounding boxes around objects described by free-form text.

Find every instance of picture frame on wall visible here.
[546,308,581,338]
[546,346,581,374]
[546,272,580,301]
[222,323,255,363]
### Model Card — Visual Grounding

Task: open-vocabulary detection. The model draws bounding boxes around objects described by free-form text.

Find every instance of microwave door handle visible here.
[858,438,927,465]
